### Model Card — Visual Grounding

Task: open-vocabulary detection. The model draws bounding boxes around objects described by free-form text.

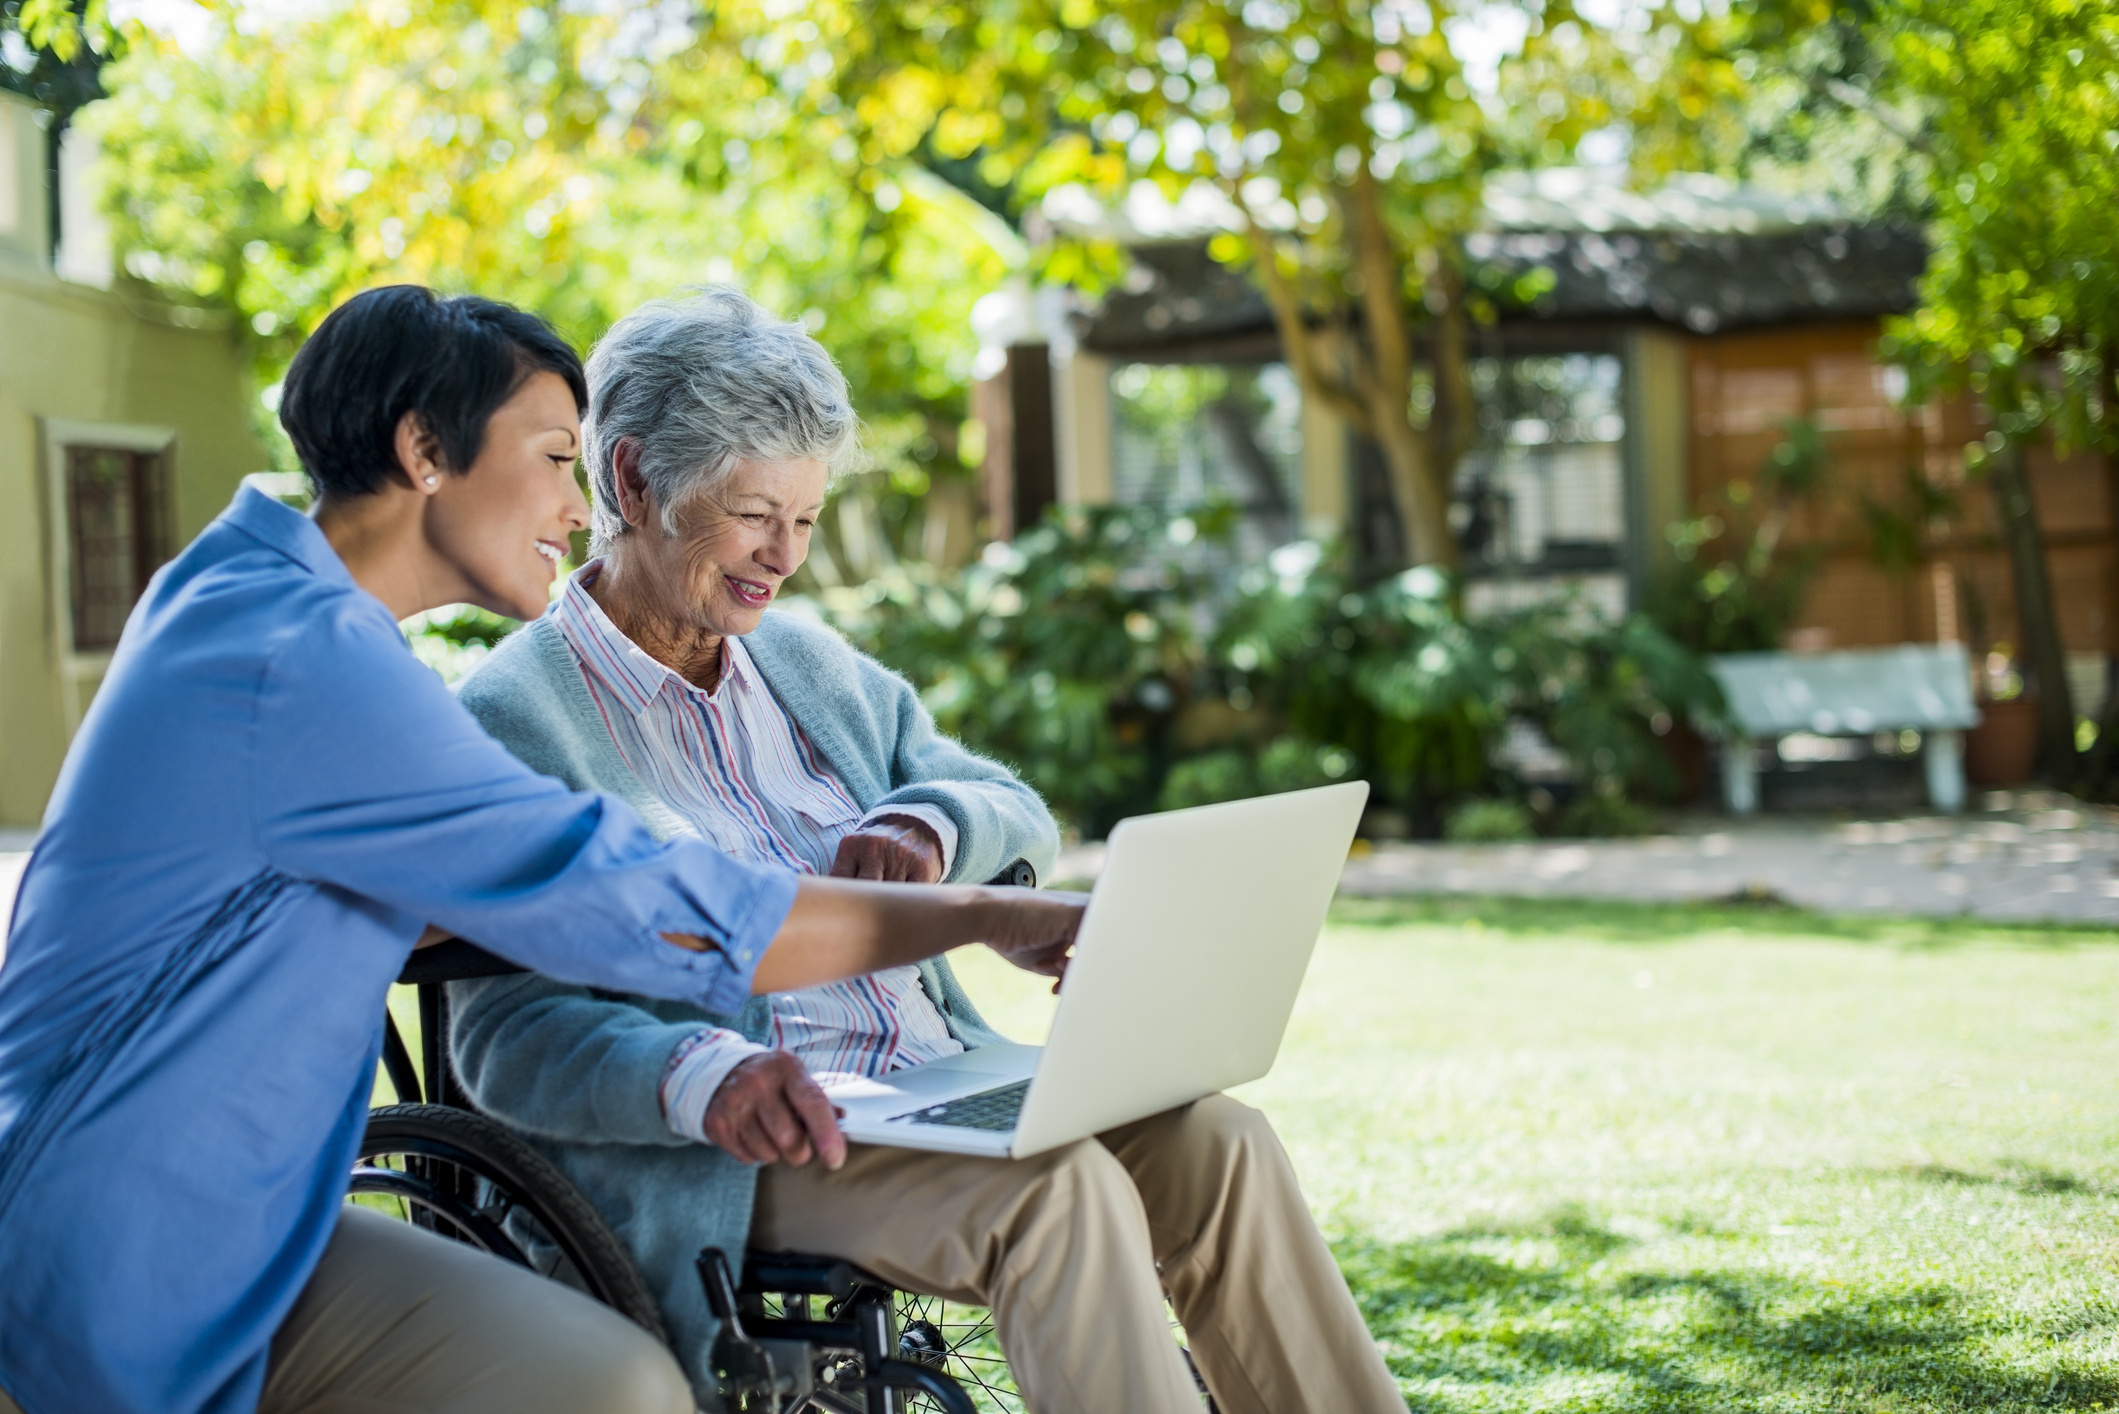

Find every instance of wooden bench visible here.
[1707,645,1979,814]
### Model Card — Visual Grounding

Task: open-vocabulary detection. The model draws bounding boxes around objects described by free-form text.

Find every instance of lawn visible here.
[950,896,2119,1413]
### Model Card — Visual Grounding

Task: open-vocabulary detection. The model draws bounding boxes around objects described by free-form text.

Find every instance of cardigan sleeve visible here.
[449,973,706,1149]
[448,623,752,1151]
[850,652,1061,888]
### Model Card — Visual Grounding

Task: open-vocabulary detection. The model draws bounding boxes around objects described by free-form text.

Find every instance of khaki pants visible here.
[3,1207,691,1414]
[752,1094,1405,1414]
[258,1206,694,1414]
[0,1207,699,1414]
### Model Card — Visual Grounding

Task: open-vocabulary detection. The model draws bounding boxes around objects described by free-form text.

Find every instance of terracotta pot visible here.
[1965,695,2040,786]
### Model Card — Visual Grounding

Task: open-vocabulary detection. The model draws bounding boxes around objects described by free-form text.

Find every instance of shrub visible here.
[1211,544,1725,829]
[1257,737,1358,794]
[1557,788,1660,838]
[404,603,519,683]
[816,509,1726,838]
[1158,750,1256,811]
[1644,418,1829,654]
[1155,736,1358,813]
[1444,798,1538,843]
[814,505,1210,835]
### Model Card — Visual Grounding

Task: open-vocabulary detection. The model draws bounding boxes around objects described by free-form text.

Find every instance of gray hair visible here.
[582,287,860,553]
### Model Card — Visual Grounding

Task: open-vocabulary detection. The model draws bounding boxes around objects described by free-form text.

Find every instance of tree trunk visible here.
[1370,403,1457,569]
[1988,441,2077,781]
[1343,167,1458,572]
[1226,143,1469,573]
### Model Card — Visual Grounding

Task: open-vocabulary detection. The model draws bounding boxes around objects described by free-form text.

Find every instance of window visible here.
[1109,361,1303,573]
[1455,353,1629,619]
[60,442,172,652]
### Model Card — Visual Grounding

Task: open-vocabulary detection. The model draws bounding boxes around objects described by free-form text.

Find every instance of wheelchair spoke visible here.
[891,1294,1023,1414]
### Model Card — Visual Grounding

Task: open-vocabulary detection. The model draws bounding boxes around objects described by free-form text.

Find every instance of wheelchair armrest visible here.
[987,858,1036,889]
[395,939,525,987]
[394,858,1034,988]
[739,1250,876,1300]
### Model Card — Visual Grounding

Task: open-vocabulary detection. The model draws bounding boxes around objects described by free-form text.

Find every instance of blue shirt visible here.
[0,487,801,1414]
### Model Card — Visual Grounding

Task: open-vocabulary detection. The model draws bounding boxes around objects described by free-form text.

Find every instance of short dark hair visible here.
[279,286,588,500]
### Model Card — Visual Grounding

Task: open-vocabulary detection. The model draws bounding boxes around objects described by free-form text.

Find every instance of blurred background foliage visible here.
[12,0,2119,819]
[1646,417,1831,657]
[63,0,1014,576]
[812,506,1723,838]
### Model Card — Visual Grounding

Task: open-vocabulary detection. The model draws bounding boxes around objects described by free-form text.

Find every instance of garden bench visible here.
[1707,644,1978,815]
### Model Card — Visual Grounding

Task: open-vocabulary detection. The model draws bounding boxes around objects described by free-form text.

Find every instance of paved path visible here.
[3,794,2115,953]
[1054,791,2119,927]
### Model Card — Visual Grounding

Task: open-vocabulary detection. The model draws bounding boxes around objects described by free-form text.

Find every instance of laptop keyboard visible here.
[894,1079,1030,1132]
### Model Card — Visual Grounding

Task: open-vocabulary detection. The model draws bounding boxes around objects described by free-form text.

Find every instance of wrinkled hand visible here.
[831,817,944,883]
[982,888,1090,994]
[703,1051,846,1169]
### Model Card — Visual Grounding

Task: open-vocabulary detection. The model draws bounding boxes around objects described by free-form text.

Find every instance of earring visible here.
[424,476,438,488]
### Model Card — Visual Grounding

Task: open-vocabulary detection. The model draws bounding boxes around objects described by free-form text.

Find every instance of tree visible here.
[3,0,105,111]
[58,0,1017,576]
[1597,0,2116,787]
[1874,0,2119,786]
[725,0,1613,573]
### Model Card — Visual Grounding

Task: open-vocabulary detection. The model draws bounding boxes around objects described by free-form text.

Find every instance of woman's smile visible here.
[724,573,773,607]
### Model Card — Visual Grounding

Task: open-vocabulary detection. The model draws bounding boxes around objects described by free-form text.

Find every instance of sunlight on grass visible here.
[946,944,1062,1044]
[955,895,2119,1412]
[369,984,424,1107]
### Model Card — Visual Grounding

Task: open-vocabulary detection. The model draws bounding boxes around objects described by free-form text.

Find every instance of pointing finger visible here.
[788,1074,848,1171]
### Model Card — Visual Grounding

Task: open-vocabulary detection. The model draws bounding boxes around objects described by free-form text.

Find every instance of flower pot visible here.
[1965,695,2039,786]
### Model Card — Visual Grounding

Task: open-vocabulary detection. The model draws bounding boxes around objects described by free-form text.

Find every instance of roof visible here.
[1080,242,1276,355]
[1063,169,1928,355]
[1480,168,1852,236]
[1467,221,1927,335]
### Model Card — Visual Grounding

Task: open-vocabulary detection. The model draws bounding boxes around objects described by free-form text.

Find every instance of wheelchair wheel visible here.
[352,1103,669,1344]
[884,1296,1215,1413]
[889,1293,1022,1414]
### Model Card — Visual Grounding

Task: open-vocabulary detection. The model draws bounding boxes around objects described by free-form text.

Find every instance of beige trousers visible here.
[751,1093,1405,1414]
[1,1207,692,1414]
[257,1206,695,1414]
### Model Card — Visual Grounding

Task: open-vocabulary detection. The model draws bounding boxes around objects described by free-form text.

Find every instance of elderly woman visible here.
[449,289,1404,1414]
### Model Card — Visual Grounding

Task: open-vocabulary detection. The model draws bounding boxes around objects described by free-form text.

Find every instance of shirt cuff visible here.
[664,842,802,1016]
[659,1027,773,1144]
[860,804,959,880]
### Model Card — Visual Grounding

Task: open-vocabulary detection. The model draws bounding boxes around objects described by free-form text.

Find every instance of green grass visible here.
[950,895,2119,1413]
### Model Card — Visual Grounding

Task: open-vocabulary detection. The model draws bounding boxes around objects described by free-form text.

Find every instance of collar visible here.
[555,561,752,719]
[221,483,358,590]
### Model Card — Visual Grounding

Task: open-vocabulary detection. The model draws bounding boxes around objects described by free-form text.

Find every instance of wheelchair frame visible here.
[365,857,1046,1414]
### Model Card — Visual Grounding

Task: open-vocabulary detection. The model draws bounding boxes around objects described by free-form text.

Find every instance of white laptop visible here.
[826,781,1368,1159]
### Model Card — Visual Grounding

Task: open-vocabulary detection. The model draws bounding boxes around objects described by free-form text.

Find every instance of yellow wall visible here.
[0,263,264,828]
[1624,326,1691,598]
[1053,349,1114,506]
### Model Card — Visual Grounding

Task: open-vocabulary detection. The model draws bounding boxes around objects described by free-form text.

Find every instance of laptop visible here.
[825,781,1368,1159]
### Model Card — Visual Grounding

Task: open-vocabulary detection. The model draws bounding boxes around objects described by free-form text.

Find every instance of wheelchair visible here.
[352,860,1072,1413]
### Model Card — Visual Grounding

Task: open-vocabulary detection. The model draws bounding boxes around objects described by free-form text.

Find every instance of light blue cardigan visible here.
[446,608,1059,1403]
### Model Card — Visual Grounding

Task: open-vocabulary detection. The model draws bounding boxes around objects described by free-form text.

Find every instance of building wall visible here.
[1688,320,2117,691]
[1623,326,1690,600]
[0,246,264,828]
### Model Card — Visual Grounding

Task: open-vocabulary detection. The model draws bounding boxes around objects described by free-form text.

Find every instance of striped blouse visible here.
[552,565,965,1140]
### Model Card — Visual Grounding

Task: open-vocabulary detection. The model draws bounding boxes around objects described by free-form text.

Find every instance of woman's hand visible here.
[703,1051,846,1169]
[830,817,944,883]
[979,888,1089,993]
